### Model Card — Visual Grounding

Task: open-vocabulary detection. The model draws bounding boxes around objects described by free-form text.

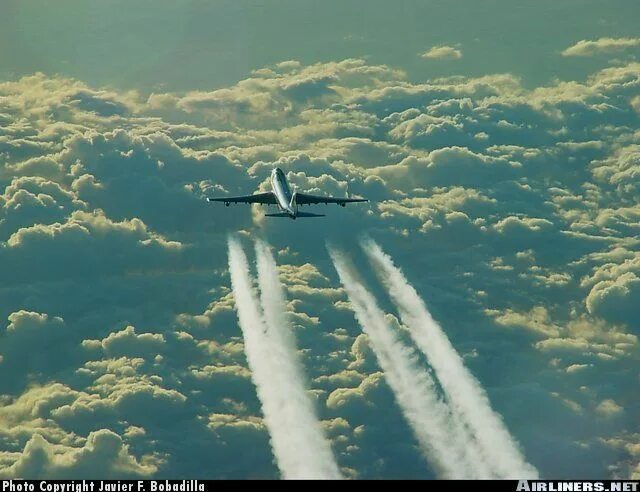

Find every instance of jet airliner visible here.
[207,168,368,219]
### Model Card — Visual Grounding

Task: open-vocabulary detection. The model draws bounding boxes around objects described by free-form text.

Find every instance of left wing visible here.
[207,192,277,205]
[295,192,368,206]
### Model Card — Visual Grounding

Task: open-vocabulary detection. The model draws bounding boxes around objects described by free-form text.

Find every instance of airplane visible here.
[207,167,368,219]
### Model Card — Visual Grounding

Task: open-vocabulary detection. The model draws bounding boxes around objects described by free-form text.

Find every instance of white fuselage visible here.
[271,168,295,217]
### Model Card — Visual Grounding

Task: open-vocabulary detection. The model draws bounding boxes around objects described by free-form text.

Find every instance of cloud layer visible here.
[1,54,639,477]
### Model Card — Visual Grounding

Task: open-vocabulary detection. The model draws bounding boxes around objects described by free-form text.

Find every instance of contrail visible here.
[328,246,486,479]
[361,238,539,479]
[254,239,342,479]
[227,237,341,479]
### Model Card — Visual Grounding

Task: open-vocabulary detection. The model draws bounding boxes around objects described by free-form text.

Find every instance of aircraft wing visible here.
[207,192,277,205]
[295,192,368,205]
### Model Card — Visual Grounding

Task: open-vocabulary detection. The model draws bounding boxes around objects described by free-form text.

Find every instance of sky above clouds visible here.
[0,0,639,480]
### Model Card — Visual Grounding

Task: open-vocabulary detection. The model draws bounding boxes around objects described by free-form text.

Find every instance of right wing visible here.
[207,192,277,205]
[295,192,368,205]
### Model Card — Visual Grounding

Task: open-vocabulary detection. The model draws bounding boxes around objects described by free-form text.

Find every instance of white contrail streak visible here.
[328,246,484,479]
[227,237,341,479]
[254,239,342,479]
[361,238,539,479]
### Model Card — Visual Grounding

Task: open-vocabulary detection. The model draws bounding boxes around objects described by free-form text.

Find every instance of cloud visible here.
[586,271,640,326]
[82,326,166,359]
[562,38,640,57]
[0,312,73,392]
[595,399,623,418]
[0,430,158,479]
[2,210,184,284]
[421,46,463,60]
[591,145,640,199]
[489,306,561,338]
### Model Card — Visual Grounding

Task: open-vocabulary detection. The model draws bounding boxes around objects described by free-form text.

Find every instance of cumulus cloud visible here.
[562,38,640,57]
[82,326,166,359]
[421,46,463,60]
[595,399,623,418]
[586,271,640,325]
[0,312,72,392]
[0,430,158,479]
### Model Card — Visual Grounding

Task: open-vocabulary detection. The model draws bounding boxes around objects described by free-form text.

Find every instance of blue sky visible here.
[0,0,639,479]
[2,0,639,90]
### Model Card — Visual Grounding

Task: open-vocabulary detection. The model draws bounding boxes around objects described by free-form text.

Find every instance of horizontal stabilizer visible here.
[264,212,326,218]
[296,212,325,218]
